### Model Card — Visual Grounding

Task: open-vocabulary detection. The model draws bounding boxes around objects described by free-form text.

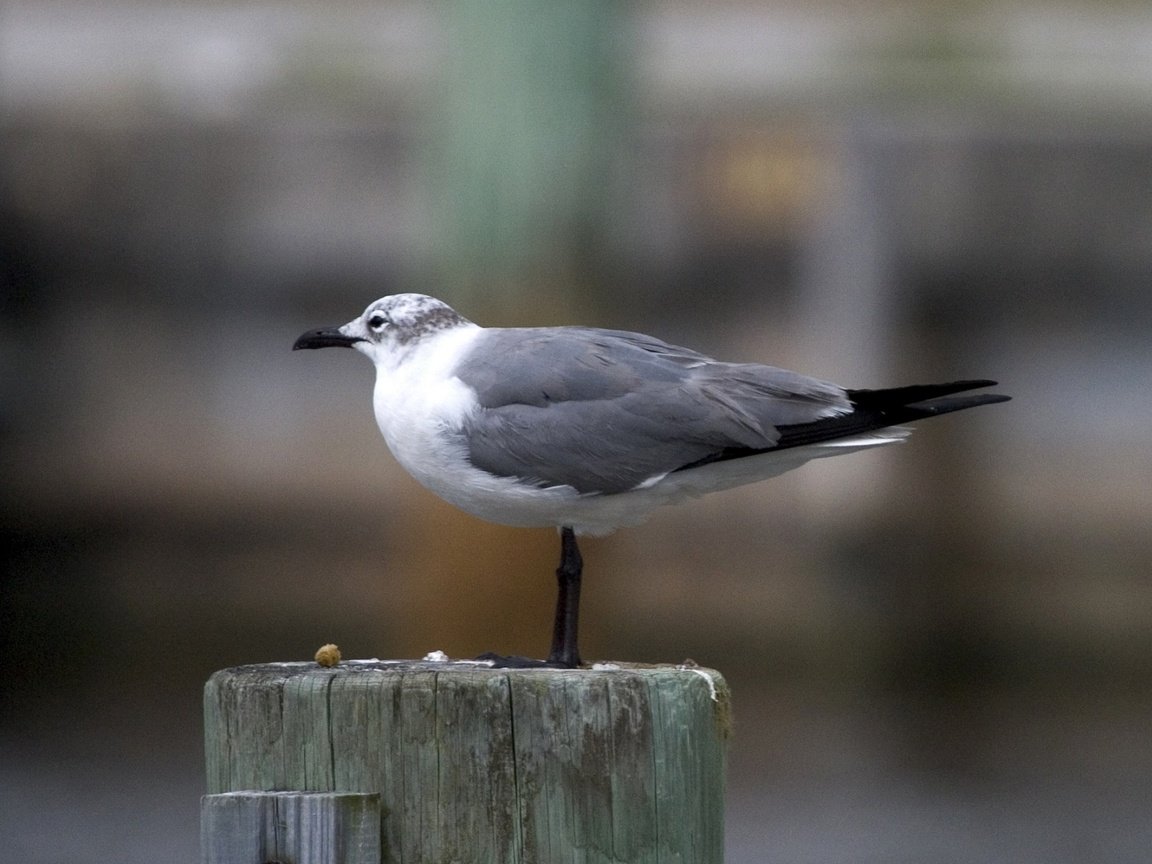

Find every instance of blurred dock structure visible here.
[3,3,1152,863]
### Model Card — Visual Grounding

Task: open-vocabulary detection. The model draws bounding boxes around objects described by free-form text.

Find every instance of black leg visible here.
[474,527,584,669]
[547,526,583,668]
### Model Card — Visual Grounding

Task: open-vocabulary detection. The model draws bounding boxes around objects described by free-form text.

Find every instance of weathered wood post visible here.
[202,660,729,863]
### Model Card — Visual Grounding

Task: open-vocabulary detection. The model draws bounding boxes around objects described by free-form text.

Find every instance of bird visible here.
[294,293,1009,668]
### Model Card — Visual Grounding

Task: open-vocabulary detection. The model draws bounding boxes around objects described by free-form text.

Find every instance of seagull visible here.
[294,294,1009,668]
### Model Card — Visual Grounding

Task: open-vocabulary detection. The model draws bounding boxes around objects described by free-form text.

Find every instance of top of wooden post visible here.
[205,657,731,739]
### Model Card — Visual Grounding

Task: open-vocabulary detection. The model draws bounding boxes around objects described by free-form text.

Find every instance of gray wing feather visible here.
[456,327,850,494]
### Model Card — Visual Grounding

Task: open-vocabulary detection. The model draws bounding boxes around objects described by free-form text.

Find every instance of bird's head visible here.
[293,294,471,364]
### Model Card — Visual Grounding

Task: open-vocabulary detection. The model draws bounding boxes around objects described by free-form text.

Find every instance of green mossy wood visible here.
[204,661,729,863]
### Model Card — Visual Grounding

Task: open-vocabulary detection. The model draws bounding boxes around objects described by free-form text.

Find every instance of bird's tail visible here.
[772,380,1010,450]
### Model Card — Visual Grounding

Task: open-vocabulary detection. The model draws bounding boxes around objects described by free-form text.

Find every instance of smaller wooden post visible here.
[200,791,380,864]
[203,660,730,863]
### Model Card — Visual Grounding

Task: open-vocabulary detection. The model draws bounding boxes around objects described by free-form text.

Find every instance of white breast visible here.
[372,326,479,477]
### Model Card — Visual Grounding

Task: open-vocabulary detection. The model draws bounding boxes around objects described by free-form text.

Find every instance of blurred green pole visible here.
[426,0,633,312]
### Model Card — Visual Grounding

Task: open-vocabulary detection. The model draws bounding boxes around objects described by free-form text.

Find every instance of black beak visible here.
[293,328,364,350]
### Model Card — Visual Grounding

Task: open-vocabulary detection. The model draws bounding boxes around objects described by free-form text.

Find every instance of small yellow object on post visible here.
[314,643,341,667]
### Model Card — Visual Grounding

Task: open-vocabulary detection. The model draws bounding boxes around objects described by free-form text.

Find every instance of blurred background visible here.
[2,1,1150,861]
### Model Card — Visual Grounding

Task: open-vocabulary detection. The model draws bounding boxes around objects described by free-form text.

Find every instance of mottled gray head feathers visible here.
[358,294,472,346]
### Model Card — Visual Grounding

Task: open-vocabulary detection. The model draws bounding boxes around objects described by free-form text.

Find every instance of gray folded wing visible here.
[455,327,850,494]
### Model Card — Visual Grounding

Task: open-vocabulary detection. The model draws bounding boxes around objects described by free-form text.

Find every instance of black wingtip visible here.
[910,391,1011,417]
[769,380,1009,451]
[671,378,1009,472]
[848,379,1004,408]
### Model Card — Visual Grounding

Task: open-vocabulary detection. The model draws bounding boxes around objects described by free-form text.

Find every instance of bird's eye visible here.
[368,313,388,330]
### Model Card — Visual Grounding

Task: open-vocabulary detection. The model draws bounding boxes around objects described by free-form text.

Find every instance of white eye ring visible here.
[367,313,388,330]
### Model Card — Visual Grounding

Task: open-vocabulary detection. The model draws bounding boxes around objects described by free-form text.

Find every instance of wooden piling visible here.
[203,660,729,863]
[201,791,380,864]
